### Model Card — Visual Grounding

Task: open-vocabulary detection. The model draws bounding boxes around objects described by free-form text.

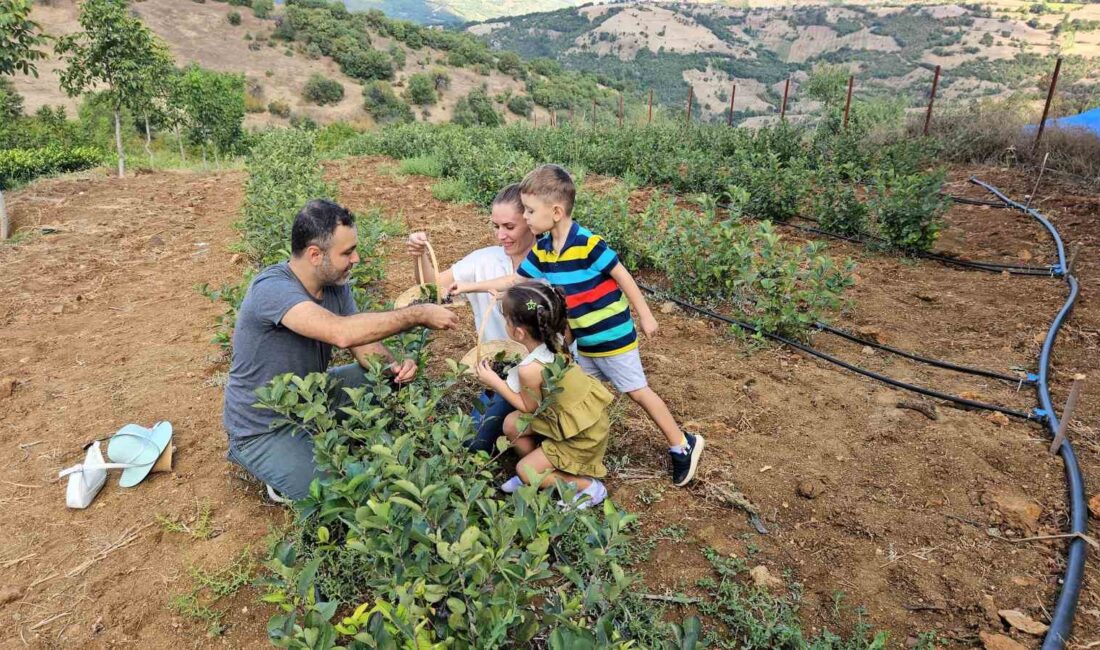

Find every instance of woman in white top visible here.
[406,184,537,452]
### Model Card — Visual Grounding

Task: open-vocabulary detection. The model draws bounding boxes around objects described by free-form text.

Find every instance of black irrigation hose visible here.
[947,194,1012,208]
[813,322,1031,385]
[782,222,1058,276]
[637,283,1039,422]
[970,177,1069,275]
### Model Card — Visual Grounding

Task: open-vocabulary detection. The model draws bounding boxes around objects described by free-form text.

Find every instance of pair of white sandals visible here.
[57,422,174,509]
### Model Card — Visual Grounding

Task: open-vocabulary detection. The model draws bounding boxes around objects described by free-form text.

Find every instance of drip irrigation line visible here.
[782,222,1057,275]
[970,177,1068,275]
[1034,273,1083,650]
[637,283,1038,422]
[813,323,1031,385]
[946,194,1011,208]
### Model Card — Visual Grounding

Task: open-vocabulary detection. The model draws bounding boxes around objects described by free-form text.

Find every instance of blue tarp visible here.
[1029,106,1100,137]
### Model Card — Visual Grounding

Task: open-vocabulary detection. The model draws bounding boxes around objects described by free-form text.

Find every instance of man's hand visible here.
[389,358,418,383]
[639,313,659,338]
[475,359,506,391]
[406,232,429,258]
[415,304,459,330]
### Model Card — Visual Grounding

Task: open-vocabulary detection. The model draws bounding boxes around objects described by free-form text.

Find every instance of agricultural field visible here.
[3,0,1100,648]
[2,114,1100,647]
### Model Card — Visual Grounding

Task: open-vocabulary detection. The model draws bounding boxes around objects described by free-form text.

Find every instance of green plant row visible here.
[332,116,949,254]
[0,145,103,189]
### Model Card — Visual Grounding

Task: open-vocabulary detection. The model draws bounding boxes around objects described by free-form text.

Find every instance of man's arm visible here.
[609,263,658,337]
[281,301,457,349]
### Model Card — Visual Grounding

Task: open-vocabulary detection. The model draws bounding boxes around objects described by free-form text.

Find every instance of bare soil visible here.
[1,158,1098,648]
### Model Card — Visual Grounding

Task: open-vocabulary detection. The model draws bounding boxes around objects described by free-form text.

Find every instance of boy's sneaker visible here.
[500,475,525,494]
[670,433,705,487]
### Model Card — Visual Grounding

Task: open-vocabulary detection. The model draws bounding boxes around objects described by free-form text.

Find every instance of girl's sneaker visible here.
[500,475,525,494]
[559,479,607,510]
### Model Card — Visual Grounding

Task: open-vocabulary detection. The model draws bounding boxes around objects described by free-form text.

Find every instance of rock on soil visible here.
[796,479,825,499]
[1089,494,1100,519]
[0,377,14,399]
[998,609,1050,635]
[979,632,1028,650]
[749,565,783,590]
[985,491,1043,534]
[0,586,23,607]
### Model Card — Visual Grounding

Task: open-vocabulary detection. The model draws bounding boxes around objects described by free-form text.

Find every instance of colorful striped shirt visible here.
[517,222,638,358]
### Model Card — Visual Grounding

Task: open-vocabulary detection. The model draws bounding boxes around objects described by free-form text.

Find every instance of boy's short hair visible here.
[518,164,575,217]
[491,183,523,213]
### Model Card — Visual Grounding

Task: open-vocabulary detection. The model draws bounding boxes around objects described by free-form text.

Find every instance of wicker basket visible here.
[393,238,466,308]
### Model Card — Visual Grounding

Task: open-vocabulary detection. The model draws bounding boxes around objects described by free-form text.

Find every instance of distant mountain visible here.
[469,1,1100,123]
[338,0,582,24]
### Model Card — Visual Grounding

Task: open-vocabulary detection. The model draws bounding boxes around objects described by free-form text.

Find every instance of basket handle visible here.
[475,294,498,364]
[413,239,442,304]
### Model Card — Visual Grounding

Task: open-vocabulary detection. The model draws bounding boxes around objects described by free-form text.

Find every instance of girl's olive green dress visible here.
[529,362,614,478]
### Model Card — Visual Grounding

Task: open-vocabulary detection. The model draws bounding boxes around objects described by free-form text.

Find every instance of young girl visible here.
[474,281,613,508]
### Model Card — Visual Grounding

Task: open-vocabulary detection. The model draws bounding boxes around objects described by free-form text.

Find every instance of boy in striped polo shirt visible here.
[451,164,705,486]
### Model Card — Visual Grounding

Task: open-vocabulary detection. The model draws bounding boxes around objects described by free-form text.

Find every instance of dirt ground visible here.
[0,158,1097,648]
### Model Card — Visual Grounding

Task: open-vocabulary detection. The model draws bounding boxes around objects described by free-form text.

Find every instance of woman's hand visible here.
[406,232,429,257]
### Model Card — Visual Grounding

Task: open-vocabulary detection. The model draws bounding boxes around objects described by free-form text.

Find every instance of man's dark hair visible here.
[291,199,356,256]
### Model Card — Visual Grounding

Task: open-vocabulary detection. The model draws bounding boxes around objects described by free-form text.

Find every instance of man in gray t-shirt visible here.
[223,199,458,500]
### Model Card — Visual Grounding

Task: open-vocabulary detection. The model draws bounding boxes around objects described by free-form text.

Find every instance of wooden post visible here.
[618,93,624,128]
[685,85,694,124]
[0,189,8,241]
[592,97,597,127]
[923,64,941,136]
[647,89,653,125]
[570,106,575,123]
[779,77,791,120]
[1034,57,1063,151]
[727,83,736,126]
[1050,374,1086,454]
[843,75,854,129]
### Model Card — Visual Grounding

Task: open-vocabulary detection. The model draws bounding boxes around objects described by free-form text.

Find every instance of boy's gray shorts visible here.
[573,344,649,393]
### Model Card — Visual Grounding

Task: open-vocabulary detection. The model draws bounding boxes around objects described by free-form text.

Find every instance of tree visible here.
[55,0,170,179]
[252,0,274,19]
[1,0,50,240]
[403,73,436,106]
[302,73,343,105]
[173,64,246,166]
[805,64,850,109]
[452,87,502,127]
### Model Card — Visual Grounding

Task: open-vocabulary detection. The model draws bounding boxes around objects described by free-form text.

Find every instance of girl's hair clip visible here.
[526,299,539,311]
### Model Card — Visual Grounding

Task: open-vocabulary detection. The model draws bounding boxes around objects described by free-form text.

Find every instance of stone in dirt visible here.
[914,291,938,303]
[979,632,1028,650]
[749,565,783,590]
[0,377,14,399]
[1088,494,1100,519]
[861,345,875,356]
[796,479,825,499]
[659,301,677,314]
[147,235,165,249]
[998,609,1049,635]
[986,491,1042,534]
[0,586,23,606]
[984,412,1010,427]
[856,325,884,343]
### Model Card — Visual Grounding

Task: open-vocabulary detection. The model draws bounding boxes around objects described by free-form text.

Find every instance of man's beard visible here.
[320,254,351,286]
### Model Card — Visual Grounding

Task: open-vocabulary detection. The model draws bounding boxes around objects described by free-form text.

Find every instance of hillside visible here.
[471,1,1100,122]
[15,0,572,129]
[341,0,581,24]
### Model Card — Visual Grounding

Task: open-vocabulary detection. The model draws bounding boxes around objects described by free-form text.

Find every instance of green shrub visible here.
[869,169,950,251]
[251,0,273,18]
[303,74,344,106]
[362,81,413,124]
[813,175,868,237]
[267,100,291,118]
[227,11,241,25]
[738,152,809,222]
[507,94,534,117]
[430,177,472,203]
[254,353,695,648]
[399,155,442,177]
[0,146,103,189]
[452,88,502,127]
[241,129,334,265]
[403,73,437,106]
